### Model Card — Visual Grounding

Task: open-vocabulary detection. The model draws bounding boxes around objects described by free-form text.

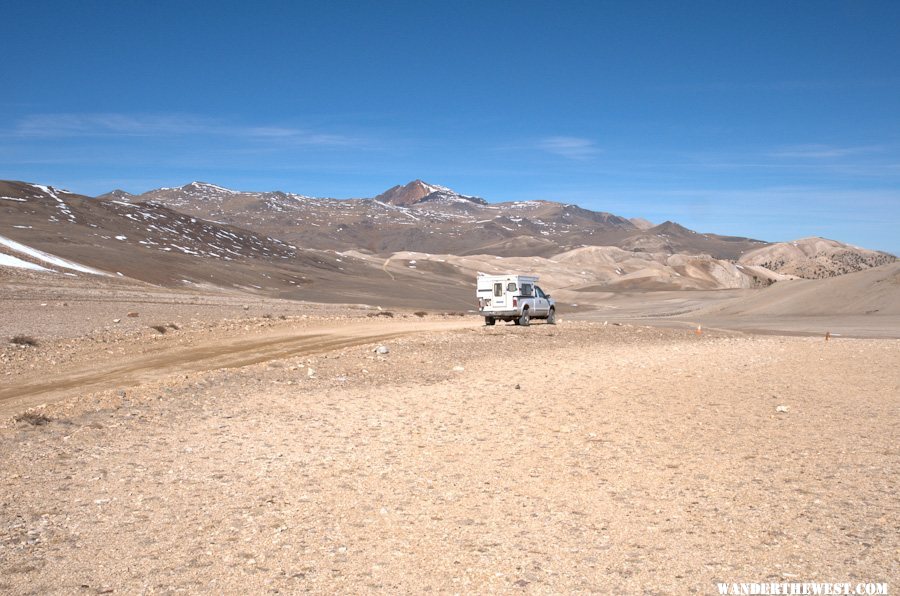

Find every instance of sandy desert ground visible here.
[1,280,898,594]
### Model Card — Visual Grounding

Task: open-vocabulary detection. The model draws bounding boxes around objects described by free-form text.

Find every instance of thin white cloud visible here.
[769,144,884,159]
[12,113,359,146]
[537,136,600,160]
[16,113,211,137]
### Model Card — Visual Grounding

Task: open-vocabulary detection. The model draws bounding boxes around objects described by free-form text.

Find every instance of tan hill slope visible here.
[359,246,789,311]
[739,237,896,279]
[697,262,900,317]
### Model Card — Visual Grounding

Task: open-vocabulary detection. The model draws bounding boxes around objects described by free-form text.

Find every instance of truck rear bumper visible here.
[479,309,520,318]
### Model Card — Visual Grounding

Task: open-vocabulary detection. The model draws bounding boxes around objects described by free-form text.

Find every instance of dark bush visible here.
[15,411,51,426]
[10,335,38,347]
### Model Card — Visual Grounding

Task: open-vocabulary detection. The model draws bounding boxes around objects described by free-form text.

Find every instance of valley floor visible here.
[1,307,897,593]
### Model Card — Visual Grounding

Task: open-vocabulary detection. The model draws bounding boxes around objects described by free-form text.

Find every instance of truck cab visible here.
[476,273,556,326]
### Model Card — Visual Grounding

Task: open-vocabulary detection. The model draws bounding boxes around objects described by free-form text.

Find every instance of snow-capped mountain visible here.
[110,179,767,259]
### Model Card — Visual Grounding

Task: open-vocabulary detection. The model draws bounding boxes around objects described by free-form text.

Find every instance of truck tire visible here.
[547,308,556,325]
[518,308,530,326]
[484,316,496,326]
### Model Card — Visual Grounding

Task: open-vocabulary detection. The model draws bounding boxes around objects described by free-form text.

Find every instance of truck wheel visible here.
[484,316,496,326]
[547,308,556,325]
[518,309,530,326]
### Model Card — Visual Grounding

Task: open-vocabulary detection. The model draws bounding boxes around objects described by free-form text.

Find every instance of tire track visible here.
[0,320,472,416]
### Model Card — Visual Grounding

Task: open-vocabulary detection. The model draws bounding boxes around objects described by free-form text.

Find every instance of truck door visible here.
[492,281,505,309]
[534,286,549,315]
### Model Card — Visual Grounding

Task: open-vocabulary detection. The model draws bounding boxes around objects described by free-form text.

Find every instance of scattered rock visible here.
[307,368,316,378]
[243,305,250,311]
[116,389,127,398]
[127,312,139,318]
[374,345,390,354]
[452,365,465,372]
[515,384,521,389]
[113,318,121,324]
[775,405,790,413]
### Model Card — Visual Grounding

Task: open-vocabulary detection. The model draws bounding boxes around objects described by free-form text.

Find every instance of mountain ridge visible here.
[105,179,769,260]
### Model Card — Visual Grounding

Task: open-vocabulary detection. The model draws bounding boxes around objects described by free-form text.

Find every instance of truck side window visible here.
[535,286,545,298]
[494,282,503,297]
[507,282,517,292]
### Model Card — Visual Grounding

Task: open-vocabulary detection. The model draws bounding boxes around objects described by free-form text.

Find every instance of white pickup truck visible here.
[476,273,556,326]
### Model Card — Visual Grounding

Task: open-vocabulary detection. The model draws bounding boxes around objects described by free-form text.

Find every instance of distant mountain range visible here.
[99,179,770,260]
[1,178,895,308]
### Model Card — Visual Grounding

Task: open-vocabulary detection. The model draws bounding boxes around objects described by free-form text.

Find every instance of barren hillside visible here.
[698,261,900,318]
[739,237,896,278]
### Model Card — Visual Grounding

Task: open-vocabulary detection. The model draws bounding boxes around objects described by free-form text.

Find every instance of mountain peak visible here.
[96,189,134,201]
[374,180,447,206]
[182,181,239,194]
[373,180,486,206]
[649,221,693,235]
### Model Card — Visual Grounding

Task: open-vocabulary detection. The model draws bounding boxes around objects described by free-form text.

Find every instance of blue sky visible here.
[2,1,899,253]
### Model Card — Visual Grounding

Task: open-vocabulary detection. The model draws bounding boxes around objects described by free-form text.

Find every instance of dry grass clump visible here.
[150,325,168,334]
[444,312,467,317]
[10,335,39,347]
[15,411,52,426]
[167,322,180,330]
[414,311,428,318]
[367,311,395,318]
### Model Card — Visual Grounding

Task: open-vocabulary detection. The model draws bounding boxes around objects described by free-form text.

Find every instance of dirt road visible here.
[0,318,475,417]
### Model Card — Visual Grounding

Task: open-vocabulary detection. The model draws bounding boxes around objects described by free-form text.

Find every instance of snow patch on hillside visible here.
[0,234,109,276]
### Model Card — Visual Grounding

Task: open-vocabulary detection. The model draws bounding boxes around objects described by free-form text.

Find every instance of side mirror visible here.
[545,294,551,299]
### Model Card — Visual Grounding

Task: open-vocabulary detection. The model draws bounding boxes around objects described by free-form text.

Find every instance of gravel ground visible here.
[1,317,897,594]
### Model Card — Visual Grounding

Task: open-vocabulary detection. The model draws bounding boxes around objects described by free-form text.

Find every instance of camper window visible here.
[507,282,517,292]
[521,284,533,296]
[493,282,503,297]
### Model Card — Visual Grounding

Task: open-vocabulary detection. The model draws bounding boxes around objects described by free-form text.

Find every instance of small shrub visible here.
[278,315,287,320]
[444,312,466,317]
[10,335,38,347]
[367,311,395,318]
[15,411,51,426]
[413,311,428,318]
[166,322,180,330]
[262,314,273,319]
[150,325,167,334]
